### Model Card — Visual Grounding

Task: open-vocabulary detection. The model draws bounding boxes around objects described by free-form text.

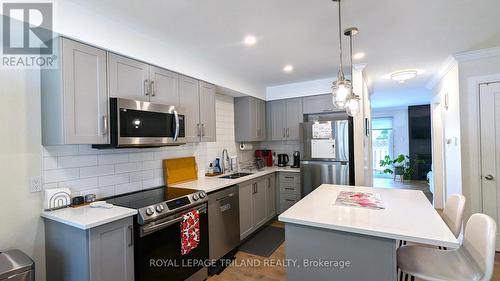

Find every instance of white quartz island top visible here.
[170,166,299,193]
[41,205,137,230]
[279,184,459,248]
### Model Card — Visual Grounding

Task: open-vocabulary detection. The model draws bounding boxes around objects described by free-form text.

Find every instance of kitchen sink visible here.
[219,172,253,179]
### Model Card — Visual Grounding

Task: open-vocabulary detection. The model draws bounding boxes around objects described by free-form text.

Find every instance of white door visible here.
[108,53,150,101]
[479,82,500,250]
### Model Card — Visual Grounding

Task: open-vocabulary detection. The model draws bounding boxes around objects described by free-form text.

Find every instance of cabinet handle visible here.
[197,124,201,136]
[150,81,156,97]
[128,225,134,247]
[144,80,149,96]
[284,176,295,179]
[286,128,290,138]
[282,128,285,138]
[102,115,108,135]
[285,187,295,190]
[285,199,296,202]
[201,123,205,137]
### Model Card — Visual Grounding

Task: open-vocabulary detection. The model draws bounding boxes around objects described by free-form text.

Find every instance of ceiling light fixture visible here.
[344,27,361,117]
[353,52,365,60]
[390,70,418,82]
[244,35,257,46]
[331,0,352,109]
[283,65,294,73]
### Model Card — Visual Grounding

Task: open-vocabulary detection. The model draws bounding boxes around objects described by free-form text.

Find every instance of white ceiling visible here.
[65,0,500,99]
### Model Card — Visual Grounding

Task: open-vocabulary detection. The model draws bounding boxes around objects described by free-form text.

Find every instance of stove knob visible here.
[192,194,200,201]
[199,192,206,198]
[156,205,164,213]
[146,207,155,216]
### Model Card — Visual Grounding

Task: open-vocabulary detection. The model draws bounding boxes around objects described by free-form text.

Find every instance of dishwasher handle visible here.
[216,193,235,202]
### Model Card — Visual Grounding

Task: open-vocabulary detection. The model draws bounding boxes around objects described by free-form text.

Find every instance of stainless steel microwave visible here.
[93,98,186,148]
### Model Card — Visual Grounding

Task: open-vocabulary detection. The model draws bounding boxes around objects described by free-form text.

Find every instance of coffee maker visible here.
[291,151,300,168]
[277,154,289,167]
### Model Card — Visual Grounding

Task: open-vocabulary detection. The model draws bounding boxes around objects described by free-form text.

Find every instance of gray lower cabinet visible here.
[234,96,266,142]
[239,174,277,240]
[302,94,335,114]
[41,37,109,145]
[278,172,301,214]
[268,98,303,141]
[45,217,134,281]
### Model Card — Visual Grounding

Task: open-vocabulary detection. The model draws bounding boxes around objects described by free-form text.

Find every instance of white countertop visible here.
[170,166,300,193]
[41,205,137,230]
[279,184,459,248]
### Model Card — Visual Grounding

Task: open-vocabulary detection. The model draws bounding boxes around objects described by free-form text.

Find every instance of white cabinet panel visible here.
[149,66,179,106]
[108,53,150,101]
[179,75,200,143]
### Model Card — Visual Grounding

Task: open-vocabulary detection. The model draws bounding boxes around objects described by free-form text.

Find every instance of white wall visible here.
[432,63,462,204]
[372,107,409,157]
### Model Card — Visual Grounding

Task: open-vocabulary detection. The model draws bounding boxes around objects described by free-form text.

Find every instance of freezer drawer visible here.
[301,161,349,196]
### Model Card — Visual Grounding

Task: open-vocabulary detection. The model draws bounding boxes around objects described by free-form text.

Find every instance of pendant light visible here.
[331,0,352,108]
[344,27,361,117]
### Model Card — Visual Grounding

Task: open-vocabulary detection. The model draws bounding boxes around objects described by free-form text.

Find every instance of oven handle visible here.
[140,205,206,237]
[173,109,180,142]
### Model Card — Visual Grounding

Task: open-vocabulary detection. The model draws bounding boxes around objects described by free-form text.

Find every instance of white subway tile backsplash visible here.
[98,174,129,187]
[129,152,154,162]
[98,154,129,165]
[80,165,115,178]
[41,94,240,199]
[43,168,79,183]
[43,157,58,170]
[58,177,99,191]
[115,162,142,174]
[58,155,98,168]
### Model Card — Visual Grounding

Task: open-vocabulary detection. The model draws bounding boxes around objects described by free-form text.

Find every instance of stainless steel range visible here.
[107,186,208,281]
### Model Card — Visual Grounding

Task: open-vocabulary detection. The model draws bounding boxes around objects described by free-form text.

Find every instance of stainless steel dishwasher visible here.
[208,185,240,261]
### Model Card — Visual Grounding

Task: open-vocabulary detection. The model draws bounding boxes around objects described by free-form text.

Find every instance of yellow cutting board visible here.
[163,157,198,185]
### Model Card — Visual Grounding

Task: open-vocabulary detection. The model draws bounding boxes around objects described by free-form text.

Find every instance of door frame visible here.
[467,74,500,217]
[431,98,446,209]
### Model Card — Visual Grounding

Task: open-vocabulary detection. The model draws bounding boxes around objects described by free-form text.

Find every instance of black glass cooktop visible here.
[106,186,196,209]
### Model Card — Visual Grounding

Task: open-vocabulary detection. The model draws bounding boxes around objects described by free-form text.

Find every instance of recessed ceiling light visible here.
[283,65,294,73]
[353,52,365,60]
[244,35,257,46]
[390,70,418,82]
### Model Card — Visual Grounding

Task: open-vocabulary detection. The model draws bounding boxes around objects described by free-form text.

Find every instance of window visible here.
[372,117,394,178]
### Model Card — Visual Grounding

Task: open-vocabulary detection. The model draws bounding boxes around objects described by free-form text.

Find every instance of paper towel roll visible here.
[239,143,254,151]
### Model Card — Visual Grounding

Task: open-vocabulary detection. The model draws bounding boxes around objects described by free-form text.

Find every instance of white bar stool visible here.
[397,213,497,281]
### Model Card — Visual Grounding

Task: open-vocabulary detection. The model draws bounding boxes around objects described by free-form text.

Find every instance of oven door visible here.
[135,204,208,281]
[115,98,186,147]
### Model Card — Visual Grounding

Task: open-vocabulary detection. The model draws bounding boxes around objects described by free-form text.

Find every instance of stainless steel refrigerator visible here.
[300,115,354,196]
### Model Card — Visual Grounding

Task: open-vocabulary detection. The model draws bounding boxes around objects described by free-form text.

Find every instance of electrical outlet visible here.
[29,176,42,193]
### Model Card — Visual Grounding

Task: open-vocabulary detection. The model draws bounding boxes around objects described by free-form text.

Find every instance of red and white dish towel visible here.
[180,209,200,255]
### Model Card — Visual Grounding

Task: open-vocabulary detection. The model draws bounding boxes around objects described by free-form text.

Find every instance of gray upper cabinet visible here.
[149,66,180,106]
[303,94,334,114]
[179,75,200,143]
[268,98,303,141]
[41,37,109,145]
[285,98,303,140]
[234,96,266,142]
[108,53,150,101]
[199,81,216,142]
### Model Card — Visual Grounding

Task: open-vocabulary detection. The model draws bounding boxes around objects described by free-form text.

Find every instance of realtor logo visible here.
[1,2,56,68]
[2,2,53,54]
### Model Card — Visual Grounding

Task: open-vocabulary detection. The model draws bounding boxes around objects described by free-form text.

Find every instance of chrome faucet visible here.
[221,149,230,173]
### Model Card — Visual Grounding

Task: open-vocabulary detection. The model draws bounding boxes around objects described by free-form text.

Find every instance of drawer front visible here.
[280,194,300,213]
[279,172,300,185]
[280,184,300,195]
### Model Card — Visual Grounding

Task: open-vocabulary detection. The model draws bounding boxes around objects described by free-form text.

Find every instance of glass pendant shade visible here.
[332,79,352,108]
[345,94,361,117]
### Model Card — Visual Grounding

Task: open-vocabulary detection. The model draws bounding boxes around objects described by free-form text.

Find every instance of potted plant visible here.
[379,154,424,181]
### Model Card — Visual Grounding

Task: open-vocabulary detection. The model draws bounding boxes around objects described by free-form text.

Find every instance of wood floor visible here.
[208,221,500,281]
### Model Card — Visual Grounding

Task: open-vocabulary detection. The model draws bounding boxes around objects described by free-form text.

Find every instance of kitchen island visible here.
[278,184,459,281]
